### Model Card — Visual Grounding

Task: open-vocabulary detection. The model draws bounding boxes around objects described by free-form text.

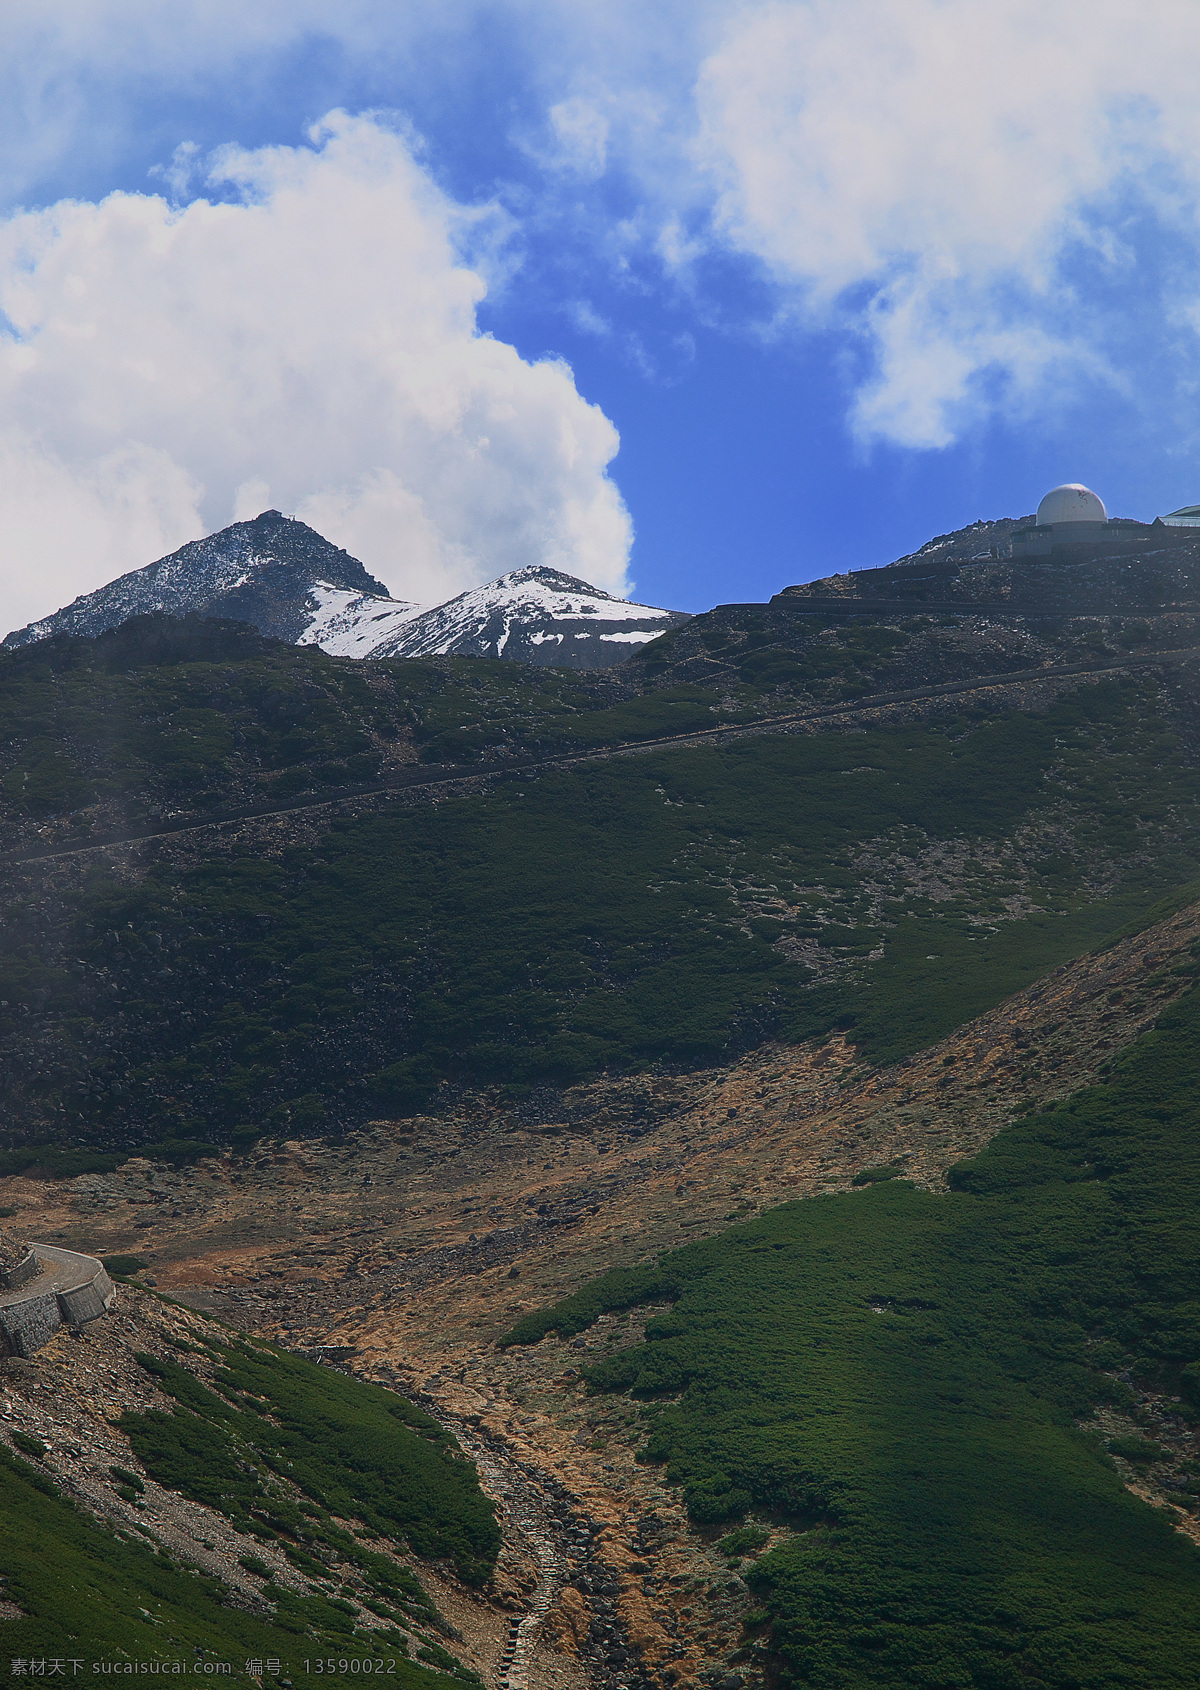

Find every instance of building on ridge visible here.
[1009,484,1151,558]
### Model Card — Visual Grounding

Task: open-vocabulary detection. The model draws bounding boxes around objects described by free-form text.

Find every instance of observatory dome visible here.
[1036,484,1107,526]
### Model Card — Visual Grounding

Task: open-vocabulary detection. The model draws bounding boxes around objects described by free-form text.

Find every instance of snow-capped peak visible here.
[365,566,690,669]
[3,527,688,670]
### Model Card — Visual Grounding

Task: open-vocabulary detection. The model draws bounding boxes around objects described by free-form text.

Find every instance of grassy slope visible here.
[0,616,746,838]
[0,1333,495,1680]
[5,675,1200,1154]
[124,1337,498,1584]
[0,619,391,831]
[0,1444,445,1683]
[501,976,1200,1687]
[0,595,1181,840]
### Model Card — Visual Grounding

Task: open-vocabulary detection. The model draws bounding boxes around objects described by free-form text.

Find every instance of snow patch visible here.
[298,582,425,656]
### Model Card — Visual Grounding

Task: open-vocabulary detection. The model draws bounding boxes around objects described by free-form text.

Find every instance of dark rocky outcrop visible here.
[3,511,390,650]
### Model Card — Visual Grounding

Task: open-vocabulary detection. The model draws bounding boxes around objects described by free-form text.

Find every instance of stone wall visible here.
[0,1249,39,1291]
[0,1247,114,1358]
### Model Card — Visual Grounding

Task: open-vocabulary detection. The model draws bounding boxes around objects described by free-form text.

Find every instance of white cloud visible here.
[689,0,1200,445]
[0,111,632,633]
[9,3,1200,465]
[547,99,610,180]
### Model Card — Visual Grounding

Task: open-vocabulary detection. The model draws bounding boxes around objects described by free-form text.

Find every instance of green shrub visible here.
[122,1340,499,1585]
[0,1148,123,1180]
[416,1642,460,1672]
[511,984,1200,1685]
[1108,1438,1165,1464]
[9,676,1200,1151]
[283,1543,327,1576]
[850,1164,903,1186]
[0,1440,449,1680]
[499,1261,680,1347]
[12,1431,46,1460]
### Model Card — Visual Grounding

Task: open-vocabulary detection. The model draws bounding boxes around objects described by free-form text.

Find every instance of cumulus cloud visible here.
[0,111,632,633]
[689,0,1200,445]
[9,2,1200,474]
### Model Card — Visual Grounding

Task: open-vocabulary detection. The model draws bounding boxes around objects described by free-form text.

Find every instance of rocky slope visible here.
[0,1277,509,1682]
[3,510,409,649]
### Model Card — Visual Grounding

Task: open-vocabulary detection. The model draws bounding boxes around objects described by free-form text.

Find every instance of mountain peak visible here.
[487,565,624,599]
[3,519,688,669]
[364,563,689,668]
[3,512,393,650]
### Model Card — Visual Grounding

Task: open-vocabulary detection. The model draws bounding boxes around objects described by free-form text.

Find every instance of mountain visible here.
[2,509,415,650]
[357,566,690,668]
[783,511,1196,606]
[5,513,1200,1141]
[7,516,1200,1686]
[4,513,688,669]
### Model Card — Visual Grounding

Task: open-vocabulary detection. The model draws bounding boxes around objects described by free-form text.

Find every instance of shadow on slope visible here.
[6,676,1200,1157]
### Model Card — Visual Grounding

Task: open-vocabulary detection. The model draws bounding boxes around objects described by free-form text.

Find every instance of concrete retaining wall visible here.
[0,1247,114,1358]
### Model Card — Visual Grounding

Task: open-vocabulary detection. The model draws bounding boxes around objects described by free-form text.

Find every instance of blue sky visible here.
[2,2,1200,629]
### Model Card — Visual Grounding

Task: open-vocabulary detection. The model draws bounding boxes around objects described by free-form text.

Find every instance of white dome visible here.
[1036,483,1107,526]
